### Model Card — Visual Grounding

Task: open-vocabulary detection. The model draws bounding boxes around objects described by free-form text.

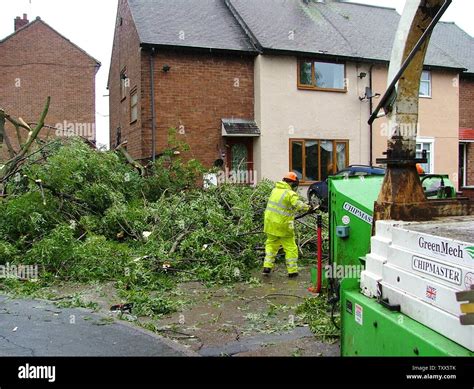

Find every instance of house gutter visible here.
[140,43,257,57]
[150,47,156,162]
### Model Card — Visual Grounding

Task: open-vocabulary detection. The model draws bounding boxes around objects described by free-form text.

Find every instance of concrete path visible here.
[0,295,194,356]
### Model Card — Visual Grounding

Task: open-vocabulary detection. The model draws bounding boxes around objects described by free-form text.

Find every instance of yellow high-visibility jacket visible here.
[264,181,310,237]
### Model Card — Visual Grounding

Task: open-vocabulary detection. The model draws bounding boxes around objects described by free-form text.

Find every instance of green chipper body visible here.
[328,175,474,356]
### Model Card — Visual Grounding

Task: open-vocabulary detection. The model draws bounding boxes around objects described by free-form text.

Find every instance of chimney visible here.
[14,14,29,31]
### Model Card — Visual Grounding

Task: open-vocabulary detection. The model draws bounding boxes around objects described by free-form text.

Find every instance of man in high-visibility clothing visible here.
[263,172,312,278]
[416,163,425,175]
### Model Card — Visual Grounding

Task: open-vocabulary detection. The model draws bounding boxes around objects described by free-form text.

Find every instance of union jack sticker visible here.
[426,285,437,301]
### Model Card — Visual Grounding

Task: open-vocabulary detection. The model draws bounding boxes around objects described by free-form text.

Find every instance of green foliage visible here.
[54,294,100,311]
[119,289,181,317]
[0,192,62,247]
[0,241,19,265]
[0,279,41,297]
[0,137,320,317]
[296,297,340,342]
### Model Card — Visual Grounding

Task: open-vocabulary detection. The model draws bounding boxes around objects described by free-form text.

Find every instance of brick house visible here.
[110,0,473,189]
[450,33,474,199]
[459,78,474,199]
[0,15,100,158]
[109,0,257,173]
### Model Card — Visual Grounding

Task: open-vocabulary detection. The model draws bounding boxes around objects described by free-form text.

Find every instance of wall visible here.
[140,50,255,167]
[460,77,474,130]
[108,0,143,157]
[371,65,459,187]
[254,55,372,183]
[0,20,98,159]
[460,77,474,199]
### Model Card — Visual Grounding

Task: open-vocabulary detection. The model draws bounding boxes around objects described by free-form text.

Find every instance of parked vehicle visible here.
[307,165,455,211]
[307,165,385,211]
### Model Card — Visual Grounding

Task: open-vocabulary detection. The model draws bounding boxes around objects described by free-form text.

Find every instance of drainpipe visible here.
[369,64,374,166]
[150,47,156,162]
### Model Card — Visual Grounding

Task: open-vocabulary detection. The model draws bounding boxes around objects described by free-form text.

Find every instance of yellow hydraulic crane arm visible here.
[369,0,452,219]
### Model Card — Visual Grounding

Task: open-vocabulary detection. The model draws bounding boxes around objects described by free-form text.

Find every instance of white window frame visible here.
[461,141,474,188]
[416,137,434,174]
[419,70,432,98]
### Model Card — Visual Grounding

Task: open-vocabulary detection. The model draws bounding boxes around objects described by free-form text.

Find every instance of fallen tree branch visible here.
[0,97,51,197]
[115,141,146,177]
[169,229,193,255]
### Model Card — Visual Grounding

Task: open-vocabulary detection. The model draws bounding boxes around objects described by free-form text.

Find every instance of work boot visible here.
[288,273,299,278]
[262,267,271,275]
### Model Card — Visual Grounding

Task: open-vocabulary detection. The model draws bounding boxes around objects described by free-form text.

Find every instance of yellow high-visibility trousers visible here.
[263,234,299,274]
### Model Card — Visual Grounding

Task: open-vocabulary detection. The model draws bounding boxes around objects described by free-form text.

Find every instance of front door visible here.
[225,138,254,184]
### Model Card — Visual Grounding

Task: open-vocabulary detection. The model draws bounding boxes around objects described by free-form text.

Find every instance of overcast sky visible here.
[1,0,473,148]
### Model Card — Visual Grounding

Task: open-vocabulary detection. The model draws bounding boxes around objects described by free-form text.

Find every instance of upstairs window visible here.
[419,70,432,97]
[130,88,138,123]
[120,68,128,101]
[298,60,346,91]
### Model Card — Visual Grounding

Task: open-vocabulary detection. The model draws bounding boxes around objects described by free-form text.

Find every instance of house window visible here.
[115,126,121,147]
[120,68,128,101]
[130,88,138,123]
[460,143,466,188]
[290,139,349,182]
[460,143,473,188]
[298,60,346,91]
[419,70,431,98]
[416,139,434,173]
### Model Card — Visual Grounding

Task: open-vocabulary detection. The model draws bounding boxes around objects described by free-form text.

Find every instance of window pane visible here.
[320,140,334,180]
[291,141,303,180]
[420,81,430,96]
[416,142,431,173]
[131,91,138,122]
[300,62,312,85]
[420,71,431,96]
[336,142,347,171]
[421,70,430,81]
[131,107,138,122]
[314,62,345,89]
[131,92,138,105]
[459,144,465,187]
[231,144,248,171]
[305,140,319,181]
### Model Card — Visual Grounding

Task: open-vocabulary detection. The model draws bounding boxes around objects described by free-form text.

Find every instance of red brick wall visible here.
[0,20,98,159]
[140,50,255,166]
[460,77,474,199]
[108,0,143,157]
[109,1,255,163]
[461,142,474,200]
[460,77,474,129]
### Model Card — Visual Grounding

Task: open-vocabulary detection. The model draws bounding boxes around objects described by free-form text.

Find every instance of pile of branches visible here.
[0,104,325,290]
[0,98,51,197]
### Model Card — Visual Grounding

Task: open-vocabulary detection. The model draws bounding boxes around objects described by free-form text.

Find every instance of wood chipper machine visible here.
[325,0,474,356]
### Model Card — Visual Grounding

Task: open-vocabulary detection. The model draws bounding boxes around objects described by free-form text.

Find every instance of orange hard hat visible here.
[284,172,298,182]
[416,163,425,175]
